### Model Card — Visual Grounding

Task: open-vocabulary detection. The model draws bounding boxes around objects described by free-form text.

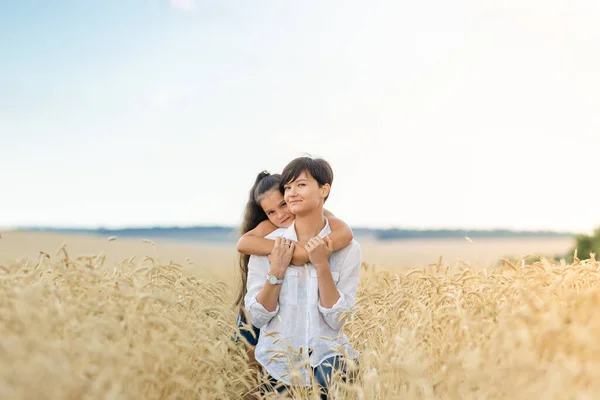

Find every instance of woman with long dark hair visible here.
[234,170,353,367]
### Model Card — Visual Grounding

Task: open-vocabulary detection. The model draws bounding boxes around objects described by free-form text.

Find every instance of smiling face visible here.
[282,171,330,216]
[258,189,294,228]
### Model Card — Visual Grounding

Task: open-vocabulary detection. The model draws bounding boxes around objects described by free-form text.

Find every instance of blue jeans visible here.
[261,355,355,399]
[234,311,260,346]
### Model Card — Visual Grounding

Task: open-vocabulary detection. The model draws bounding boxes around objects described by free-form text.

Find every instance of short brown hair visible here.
[280,156,334,201]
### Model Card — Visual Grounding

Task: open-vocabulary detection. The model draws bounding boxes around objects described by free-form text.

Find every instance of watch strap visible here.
[266,274,284,285]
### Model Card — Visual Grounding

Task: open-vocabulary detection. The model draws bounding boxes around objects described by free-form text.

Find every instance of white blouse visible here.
[244,218,361,386]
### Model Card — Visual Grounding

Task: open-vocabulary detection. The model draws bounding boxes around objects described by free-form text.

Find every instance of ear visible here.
[320,183,331,199]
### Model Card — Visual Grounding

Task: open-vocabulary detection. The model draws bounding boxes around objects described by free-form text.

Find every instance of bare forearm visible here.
[328,231,352,251]
[255,266,285,312]
[316,263,340,308]
[328,217,353,251]
[291,243,310,265]
[237,237,275,256]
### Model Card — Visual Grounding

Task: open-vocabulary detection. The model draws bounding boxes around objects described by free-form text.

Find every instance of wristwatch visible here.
[266,274,284,285]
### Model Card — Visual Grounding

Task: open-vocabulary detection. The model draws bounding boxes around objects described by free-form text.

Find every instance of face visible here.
[282,171,330,215]
[259,189,294,228]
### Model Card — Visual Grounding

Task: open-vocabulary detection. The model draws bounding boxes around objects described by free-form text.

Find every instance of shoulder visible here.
[265,227,286,239]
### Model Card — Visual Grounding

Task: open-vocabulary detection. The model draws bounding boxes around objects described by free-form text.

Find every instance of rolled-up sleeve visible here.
[244,254,279,329]
[318,243,361,330]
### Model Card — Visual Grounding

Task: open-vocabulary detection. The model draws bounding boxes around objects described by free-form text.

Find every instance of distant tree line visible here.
[373,228,571,241]
[569,227,600,262]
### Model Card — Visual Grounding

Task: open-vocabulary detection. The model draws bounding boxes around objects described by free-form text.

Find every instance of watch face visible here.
[268,276,277,284]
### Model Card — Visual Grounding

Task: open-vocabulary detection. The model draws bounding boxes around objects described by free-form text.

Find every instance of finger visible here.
[289,242,296,251]
[274,237,281,247]
[286,242,295,254]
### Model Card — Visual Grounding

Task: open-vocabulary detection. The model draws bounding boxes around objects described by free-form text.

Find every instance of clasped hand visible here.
[267,237,295,276]
[304,236,333,268]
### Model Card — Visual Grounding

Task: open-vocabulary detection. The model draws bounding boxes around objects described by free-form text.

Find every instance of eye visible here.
[267,211,274,216]
[284,186,290,191]
[281,202,287,208]
[298,183,306,187]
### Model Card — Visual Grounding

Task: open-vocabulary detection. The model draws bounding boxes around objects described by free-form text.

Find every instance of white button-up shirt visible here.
[244,218,361,386]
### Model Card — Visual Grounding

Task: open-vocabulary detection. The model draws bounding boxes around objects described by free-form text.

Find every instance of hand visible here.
[267,237,295,276]
[304,236,333,268]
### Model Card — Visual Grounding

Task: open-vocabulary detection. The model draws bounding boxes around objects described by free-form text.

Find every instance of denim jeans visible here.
[261,355,355,399]
[234,311,260,346]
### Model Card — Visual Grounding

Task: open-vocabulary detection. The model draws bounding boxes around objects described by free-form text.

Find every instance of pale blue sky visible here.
[2,0,600,232]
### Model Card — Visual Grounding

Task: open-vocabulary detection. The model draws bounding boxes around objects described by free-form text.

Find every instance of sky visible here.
[1,0,600,233]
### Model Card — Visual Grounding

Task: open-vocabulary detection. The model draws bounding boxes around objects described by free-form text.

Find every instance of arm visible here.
[237,220,278,256]
[291,242,310,266]
[291,214,354,266]
[244,254,279,328]
[327,216,354,251]
[314,241,361,331]
[244,238,294,328]
[237,219,310,266]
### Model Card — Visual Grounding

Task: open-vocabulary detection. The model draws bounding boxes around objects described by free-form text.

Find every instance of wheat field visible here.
[2,231,598,399]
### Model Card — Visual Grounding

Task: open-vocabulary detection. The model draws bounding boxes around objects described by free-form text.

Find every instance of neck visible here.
[295,208,326,242]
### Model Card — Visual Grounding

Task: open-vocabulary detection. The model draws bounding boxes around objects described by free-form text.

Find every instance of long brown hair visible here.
[234,171,282,308]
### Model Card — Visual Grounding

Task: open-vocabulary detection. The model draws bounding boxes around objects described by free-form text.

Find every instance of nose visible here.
[277,210,287,222]
[284,188,296,203]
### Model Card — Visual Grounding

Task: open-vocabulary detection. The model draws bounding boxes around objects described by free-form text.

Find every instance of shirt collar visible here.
[283,217,331,241]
